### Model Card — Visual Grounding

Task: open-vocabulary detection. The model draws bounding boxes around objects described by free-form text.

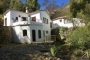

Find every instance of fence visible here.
[43,35,56,43]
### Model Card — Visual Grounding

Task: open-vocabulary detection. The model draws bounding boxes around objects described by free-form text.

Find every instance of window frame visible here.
[46,31,48,34]
[22,17,27,21]
[23,30,27,36]
[32,17,36,22]
[5,18,7,26]
[38,30,41,38]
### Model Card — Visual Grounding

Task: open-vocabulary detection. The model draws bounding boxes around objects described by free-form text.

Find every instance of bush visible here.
[68,25,90,58]
[50,45,57,57]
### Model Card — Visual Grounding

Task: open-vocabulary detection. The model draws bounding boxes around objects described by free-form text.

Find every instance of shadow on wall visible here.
[12,27,21,43]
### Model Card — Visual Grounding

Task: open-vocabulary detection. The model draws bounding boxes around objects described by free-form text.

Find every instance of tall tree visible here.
[69,0,90,18]
[25,0,40,12]
[10,0,23,11]
[0,0,11,14]
[69,0,90,24]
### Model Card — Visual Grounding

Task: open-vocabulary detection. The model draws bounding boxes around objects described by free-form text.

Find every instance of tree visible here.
[0,0,11,14]
[69,0,90,18]
[25,0,40,12]
[10,0,23,11]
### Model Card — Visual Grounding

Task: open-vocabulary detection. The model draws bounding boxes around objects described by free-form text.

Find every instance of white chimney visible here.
[26,7,29,13]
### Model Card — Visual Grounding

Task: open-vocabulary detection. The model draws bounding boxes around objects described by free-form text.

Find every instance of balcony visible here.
[12,17,43,26]
[30,19,43,25]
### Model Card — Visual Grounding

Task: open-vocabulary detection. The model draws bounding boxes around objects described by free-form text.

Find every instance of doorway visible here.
[32,30,36,42]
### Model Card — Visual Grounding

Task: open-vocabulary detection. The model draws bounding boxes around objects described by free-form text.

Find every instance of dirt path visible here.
[0,44,50,60]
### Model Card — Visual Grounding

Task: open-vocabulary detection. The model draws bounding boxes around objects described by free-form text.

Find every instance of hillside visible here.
[48,4,70,20]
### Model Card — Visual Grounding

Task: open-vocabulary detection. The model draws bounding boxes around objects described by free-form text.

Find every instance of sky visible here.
[38,0,69,9]
[21,0,69,9]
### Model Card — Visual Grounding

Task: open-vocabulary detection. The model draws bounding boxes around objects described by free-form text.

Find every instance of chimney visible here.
[26,7,29,13]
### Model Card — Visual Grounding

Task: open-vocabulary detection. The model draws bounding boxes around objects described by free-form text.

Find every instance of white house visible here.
[3,9,52,43]
[52,16,73,28]
[52,17,85,29]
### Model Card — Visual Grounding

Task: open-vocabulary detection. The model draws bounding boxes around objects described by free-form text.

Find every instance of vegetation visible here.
[67,24,90,58]
[0,0,40,14]
[69,0,90,23]
[26,0,40,12]
[50,0,90,59]
[0,0,90,59]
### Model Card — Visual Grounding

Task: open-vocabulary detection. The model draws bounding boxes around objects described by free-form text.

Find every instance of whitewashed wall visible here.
[31,13,40,20]
[10,10,28,26]
[12,26,31,43]
[30,25,43,42]
[53,19,73,28]
[40,11,51,41]
[4,11,11,26]
[4,10,51,43]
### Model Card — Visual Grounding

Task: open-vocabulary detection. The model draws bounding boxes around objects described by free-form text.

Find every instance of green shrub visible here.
[50,45,57,57]
[68,25,90,58]
[69,26,90,49]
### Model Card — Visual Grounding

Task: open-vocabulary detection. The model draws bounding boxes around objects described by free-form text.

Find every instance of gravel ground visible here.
[0,44,51,60]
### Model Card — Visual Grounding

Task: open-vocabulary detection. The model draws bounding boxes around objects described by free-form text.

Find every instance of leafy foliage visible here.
[70,0,90,18]
[64,23,90,58]
[0,0,11,14]
[0,0,40,14]
[50,45,57,57]
[25,0,40,12]
[10,0,23,11]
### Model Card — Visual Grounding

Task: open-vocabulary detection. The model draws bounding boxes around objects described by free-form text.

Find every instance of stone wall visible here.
[0,26,12,43]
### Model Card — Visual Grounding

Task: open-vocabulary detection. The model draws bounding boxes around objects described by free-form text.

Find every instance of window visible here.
[13,17,18,22]
[43,17,48,24]
[22,17,27,21]
[38,30,41,38]
[43,17,47,23]
[19,15,21,17]
[43,17,46,23]
[23,30,27,36]
[32,17,36,21]
[16,17,18,20]
[47,19,48,24]
[5,18,7,26]
[50,22,52,28]
[43,31,45,36]
[45,18,47,23]
[46,31,48,34]
[60,20,62,22]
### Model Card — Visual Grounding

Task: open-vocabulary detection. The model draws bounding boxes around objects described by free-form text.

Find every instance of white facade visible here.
[3,9,51,43]
[52,18,73,28]
[52,17,85,29]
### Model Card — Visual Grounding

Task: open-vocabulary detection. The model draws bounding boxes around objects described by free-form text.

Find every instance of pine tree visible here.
[26,0,40,12]
[10,0,22,11]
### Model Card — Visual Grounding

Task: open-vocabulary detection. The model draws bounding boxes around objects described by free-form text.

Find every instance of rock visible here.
[57,58,60,60]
